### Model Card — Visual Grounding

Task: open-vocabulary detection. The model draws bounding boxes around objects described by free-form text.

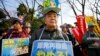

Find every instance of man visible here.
[82,24,100,56]
[29,7,69,55]
[5,19,28,38]
[31,8,68,40]
[60,23,83,56]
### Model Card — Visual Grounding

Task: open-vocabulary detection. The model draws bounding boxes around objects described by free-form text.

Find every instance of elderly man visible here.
[30,7,69,41]
[29,6,70,56]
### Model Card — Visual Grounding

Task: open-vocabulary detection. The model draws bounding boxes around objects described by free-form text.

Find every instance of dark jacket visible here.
[65,33,83,56]
[5,29,28,38]
[30,27,68,42]
[29,27,69,56]
[82,31,97,48]
[82,31,100,56]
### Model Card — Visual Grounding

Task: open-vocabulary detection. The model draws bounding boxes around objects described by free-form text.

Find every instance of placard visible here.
[1,38,29,56]
[31,40,74,56]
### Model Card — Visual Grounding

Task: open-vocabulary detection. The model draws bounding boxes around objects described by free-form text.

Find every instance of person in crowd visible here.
[82,24,100,56]
[60,23,83,56]
[24,22,31,34]
[29,6,71,56]
[17,13,25,23]
[0,29,7,39]
[0,29,7,56]
[24,22,31,38]
[5,19,28,38]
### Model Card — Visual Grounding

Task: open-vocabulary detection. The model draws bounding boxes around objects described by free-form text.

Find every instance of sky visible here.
[0,0,99,27]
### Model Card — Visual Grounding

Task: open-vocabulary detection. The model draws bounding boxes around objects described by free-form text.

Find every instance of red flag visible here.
[76,15,87,35]
[71,27,82,43]
[76,15,87,43]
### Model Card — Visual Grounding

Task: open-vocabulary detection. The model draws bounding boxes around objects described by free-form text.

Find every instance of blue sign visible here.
[31,40,74,56]
[1,38,29,56]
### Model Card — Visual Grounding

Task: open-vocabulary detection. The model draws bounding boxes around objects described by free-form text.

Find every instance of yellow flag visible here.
[85,16,100,36]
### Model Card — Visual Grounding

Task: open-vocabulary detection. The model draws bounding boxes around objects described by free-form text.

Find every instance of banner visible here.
[31,40,74,56]
[85,16,100,36]
[1,38,29,56]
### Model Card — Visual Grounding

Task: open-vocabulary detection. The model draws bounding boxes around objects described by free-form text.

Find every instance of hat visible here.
[43,0,60,15]
[43,7,60,15]
[60,23,68,28]
[88,23,95,28]
[13,19,23,25]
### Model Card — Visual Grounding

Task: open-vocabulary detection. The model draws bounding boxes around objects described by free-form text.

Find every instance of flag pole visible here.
[60,3,63,25]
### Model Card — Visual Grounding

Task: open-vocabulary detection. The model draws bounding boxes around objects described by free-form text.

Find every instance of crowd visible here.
[0,2,100,56]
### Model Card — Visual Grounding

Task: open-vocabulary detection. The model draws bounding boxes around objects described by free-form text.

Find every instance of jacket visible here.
[29,27,69,56]
[82,31,99,48]
[5,29,28,38]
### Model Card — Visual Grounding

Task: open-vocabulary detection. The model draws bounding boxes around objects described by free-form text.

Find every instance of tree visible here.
[17,0,45,33]
[0,9,6,19]
[17,4,28,14]
[0,0,11,19]
[66,0,86,16]
[89,0,100,20]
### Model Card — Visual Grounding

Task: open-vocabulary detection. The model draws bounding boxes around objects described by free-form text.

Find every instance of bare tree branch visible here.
[25,0,29,11]
[0,0,11,19]
[77,0,82,5]
[66,0,77,16]
[30,0,36,21]
[35,0,42,6]
[90,6,95,16]
[82,0,86,16]
[71,1,82,12]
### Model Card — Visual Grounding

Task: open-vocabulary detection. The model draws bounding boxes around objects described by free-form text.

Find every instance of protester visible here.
[24,22,31,38]
[82,24,100,56]
[5,19,28,38]
[24,22,31,34]
[60,23,83,56]
[29,4,72,55]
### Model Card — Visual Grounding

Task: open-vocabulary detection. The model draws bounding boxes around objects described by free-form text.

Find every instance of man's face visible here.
[44,12,58,27]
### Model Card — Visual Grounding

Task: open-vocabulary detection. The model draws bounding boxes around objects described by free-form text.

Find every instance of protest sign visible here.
[31,40,74,56]
[1,38,29,56]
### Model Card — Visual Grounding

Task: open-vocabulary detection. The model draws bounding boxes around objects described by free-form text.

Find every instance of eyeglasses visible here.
[25,27,31,28]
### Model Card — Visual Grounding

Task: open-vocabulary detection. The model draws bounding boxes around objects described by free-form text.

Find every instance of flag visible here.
[75,15,87,43]
[85,16,100,36]
[76,15,87,35]
[71,27,82,43]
